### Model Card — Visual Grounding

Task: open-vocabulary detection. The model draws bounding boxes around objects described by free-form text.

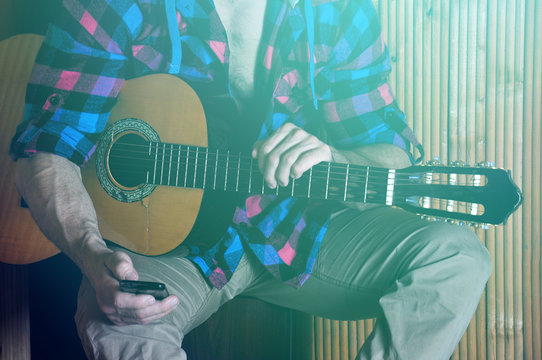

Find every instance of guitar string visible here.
[101,160,483,209]
[104,157,481,188]
[106,149,483,187]
[111,140,487,173]
[110,143,484,176]
[96,150,485,210]
[105,169,481,191]
[104,163,479,188]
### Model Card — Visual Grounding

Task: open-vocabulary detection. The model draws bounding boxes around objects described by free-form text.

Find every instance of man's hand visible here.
[251,123,332,189]
[16,154,179,326]
[251,122,412,190]
[87,250,179,326]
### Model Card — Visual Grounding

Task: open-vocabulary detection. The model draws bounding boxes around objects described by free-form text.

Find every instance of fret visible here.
[291,177,295,197]
[248,157,253,193]
[184,145,189,187]
[175,144,181,186]
[213,149,219,190]
[193,147,199,188]
[224,150,230,191]
[325,162,331,199]
[275,184,279,195]
[261,172,265,194]
[308,167,312,198]
[344,164,349,201]
[152,142,158,184]
[168,144,173,186]
[385,169,396,205]
[363,167,369,203]
[236,152,241,192]
[160,144,166,185]
[203,148,208,189]
[147,142,152,184]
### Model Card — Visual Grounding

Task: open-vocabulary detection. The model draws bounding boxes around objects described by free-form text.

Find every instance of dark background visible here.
[1,2,88,359]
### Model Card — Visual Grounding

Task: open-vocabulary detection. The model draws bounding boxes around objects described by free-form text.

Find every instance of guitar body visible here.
[0,35,208,262]
[81,74,207,256]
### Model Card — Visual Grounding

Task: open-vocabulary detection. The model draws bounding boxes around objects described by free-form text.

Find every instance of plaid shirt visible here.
[11,0,422,289]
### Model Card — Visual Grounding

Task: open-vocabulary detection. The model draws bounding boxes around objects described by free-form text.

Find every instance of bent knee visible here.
[408,222,492,284]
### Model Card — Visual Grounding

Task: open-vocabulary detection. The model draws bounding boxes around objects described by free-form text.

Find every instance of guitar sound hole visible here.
[108,133,149,189]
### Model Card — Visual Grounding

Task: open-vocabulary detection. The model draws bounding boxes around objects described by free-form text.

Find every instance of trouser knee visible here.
[405,222,492,294]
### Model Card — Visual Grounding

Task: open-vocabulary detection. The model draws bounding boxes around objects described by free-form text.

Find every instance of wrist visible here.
[75,234,112,280]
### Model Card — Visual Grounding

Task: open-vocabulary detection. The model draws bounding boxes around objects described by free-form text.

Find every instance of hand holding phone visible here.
[119,280,170,300]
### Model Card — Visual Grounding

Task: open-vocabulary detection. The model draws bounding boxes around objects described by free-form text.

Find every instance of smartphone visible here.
[118,280,170,300]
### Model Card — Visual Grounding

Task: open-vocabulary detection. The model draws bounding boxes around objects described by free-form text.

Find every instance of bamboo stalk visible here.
[338,321,347,360]
[440,0,450,161]
[395,0,405,110]
[448,0,459,162]
[413,0,423,147]
[529,2,542,358]
[315,316,324,360]
[430,1,441,160]
[323,319,332,360]
[347,321,357,360]
[474,1,489,357]
[512,2,526,360]
[503,0,522,358]
[495,1,507,359]
[405,0,415,136]
[459,5,479,358]
[465,0,477,165]
[520,1,534,358]
[385,0,397,93]
[330,320,339,359]
[485,0,499,358]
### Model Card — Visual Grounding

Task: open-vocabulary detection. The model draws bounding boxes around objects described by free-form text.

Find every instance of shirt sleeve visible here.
[315,0,423,161]
[9,0,143,166]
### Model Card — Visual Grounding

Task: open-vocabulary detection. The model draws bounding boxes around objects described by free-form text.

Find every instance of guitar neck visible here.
[139,142,393,204]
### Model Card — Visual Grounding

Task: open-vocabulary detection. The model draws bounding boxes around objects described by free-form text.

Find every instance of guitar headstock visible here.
[394,160,523,227]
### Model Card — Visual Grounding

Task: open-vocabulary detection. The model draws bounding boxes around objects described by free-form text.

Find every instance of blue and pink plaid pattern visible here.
[11,0,422,289]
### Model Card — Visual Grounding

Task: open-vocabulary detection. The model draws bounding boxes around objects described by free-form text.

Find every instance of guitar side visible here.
[0,35,59,264]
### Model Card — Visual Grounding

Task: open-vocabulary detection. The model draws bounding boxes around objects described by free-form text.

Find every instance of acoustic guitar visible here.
[0,35,523,265]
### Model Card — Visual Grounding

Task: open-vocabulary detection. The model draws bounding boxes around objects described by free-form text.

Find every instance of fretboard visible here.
[147,142,399,204]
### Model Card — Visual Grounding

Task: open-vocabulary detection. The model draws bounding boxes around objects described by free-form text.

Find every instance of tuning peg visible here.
[424,157,442,166]
[450,160,467,167]
[469,222,492,230]
[476,161,495,168]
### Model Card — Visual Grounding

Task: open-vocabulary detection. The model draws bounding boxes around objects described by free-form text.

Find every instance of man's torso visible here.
[213,0,268,112]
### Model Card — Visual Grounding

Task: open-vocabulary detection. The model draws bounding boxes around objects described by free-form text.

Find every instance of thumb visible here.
[105,251,138,280]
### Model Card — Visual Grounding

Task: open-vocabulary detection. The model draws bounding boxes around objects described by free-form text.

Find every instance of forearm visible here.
[15,153,110,276]
[330,143,412,169]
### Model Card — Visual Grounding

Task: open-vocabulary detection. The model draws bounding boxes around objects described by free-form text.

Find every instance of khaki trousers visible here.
[75,205,492,360]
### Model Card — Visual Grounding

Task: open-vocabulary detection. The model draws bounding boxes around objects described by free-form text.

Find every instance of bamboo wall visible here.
[311,0,541,359]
